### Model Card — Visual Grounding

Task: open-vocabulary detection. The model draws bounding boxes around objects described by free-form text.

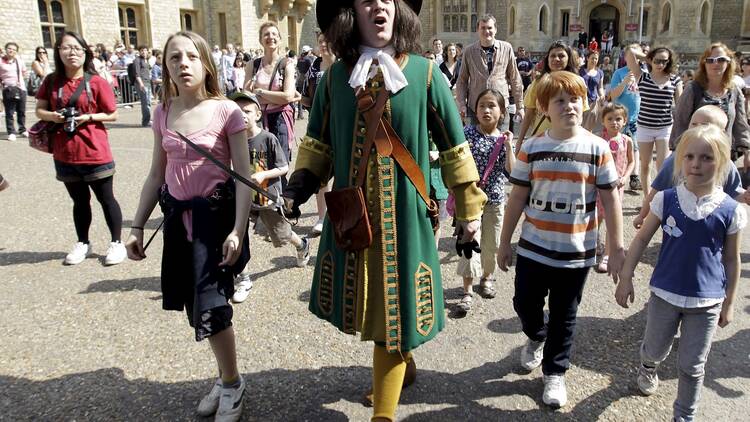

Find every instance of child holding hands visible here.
[615,125,745,422]
[455,89,515,314]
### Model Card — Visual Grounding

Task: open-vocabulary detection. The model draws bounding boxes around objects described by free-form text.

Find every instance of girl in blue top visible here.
[455,89,515,314]
[615,125,746,422]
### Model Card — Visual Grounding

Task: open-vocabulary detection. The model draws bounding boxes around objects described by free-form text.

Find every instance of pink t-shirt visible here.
[153,100,247,240]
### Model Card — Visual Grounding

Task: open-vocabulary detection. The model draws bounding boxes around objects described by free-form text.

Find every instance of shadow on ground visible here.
[79,277,161,294]
[0,251,65,266]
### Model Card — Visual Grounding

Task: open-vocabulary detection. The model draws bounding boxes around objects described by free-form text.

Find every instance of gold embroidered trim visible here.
[438,142,473,166]
[414,262,434,336]
[378,154,401,353]
[440,143,481,189]
[342,250,359,335]
[295,136,333,181]
[317,251,334,316]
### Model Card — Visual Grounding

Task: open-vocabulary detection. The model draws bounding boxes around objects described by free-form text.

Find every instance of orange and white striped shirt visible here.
[510,131,619,268]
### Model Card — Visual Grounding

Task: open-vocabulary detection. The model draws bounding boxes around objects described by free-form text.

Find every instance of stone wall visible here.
[711,0,745,51]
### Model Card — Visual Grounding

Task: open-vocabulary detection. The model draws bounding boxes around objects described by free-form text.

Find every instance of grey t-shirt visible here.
[248,130,287,208]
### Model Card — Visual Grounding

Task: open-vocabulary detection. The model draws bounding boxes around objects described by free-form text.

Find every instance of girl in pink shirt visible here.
[125,31,252,422]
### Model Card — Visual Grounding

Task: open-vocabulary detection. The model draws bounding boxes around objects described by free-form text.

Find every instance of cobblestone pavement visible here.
[1,105,749,421]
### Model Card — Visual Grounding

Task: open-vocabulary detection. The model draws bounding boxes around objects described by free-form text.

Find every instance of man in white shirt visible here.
[432,38,444,65]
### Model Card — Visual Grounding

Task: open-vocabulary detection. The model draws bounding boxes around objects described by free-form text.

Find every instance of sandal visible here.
[478,278,497,299]
[362,357,417,407]
[595,256,609,273]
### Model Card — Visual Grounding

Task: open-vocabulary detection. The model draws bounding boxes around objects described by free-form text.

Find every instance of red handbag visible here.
[28,120,58,153]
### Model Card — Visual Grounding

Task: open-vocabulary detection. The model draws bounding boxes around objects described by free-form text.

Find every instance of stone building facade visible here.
[421,0,750,55]
[1,0,318,63]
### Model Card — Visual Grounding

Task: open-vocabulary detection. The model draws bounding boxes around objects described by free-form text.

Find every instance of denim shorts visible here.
[54,160,115,183]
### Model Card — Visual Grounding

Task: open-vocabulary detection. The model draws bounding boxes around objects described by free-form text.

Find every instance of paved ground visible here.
[1,105,749,421]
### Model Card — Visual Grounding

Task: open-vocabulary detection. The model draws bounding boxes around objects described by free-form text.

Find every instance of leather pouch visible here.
[325,186,372,251]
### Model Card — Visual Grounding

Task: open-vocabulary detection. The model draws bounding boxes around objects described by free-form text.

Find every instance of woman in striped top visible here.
[626,45,683,198]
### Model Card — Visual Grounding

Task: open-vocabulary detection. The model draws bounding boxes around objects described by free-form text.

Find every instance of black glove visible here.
[281,197,301,219]
[455,238,481,259]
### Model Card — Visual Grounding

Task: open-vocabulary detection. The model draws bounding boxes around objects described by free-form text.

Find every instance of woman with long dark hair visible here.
[516,40,584,150]
[29,46,51,95]
[439,42,461,91]
[283,0,484,419]
[34,31,122,265]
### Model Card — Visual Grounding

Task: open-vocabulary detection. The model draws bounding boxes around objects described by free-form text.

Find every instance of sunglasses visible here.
[705,56,731,64]
[652,58,669,65]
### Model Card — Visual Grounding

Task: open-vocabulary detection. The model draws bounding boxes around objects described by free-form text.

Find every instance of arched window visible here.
[661,2,671,33]
[699,1,710,34]
[442,0,480,33]
[509,6,516,35]
[184,13,192,31]
[538,4,549,34]
[118,4,142,47]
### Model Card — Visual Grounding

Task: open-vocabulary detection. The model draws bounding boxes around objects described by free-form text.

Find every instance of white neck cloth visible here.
[348,46,408,93]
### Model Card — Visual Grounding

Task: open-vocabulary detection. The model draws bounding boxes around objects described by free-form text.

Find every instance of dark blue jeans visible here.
[513,254,590,375]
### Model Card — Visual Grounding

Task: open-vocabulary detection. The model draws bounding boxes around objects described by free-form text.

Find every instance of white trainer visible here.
[7,134,16,141]
[196,378,222,417]
[21,130,29,137]
[520,338,545,371]
[637,364,659,396]
[232,274,253,303]
[215,376,245,422]
[104,241,127,266]
[64,242,91,265]
[312,218,324,235]
[542,374,568,408]
[296,238,310,267]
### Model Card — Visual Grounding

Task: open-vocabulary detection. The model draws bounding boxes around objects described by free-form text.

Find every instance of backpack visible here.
[127,62,137,83]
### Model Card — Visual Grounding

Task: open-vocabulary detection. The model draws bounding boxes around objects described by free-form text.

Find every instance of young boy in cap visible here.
[228,91,310,303]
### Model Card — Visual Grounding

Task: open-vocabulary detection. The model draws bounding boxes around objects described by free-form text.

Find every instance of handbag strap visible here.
[480,133,506,186]
[57,73,91,111]
[354,87,389,187]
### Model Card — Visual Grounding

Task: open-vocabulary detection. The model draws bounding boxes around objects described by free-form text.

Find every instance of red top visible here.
[36,74,117,165]
[589,39,599,52]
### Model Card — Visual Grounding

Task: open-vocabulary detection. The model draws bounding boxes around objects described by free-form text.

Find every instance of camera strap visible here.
[57,73,91,111]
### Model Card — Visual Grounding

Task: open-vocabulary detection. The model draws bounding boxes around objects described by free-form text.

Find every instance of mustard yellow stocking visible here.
[372,345,411,421]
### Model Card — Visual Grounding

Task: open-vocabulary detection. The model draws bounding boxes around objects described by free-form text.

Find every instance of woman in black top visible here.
[439,43,461,92]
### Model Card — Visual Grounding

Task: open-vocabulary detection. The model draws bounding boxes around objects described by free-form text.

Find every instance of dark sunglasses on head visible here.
[705,56,731,64]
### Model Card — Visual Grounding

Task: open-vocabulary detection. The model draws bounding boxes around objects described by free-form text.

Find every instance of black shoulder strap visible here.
[268,58,285,90]
[58,73,89,110]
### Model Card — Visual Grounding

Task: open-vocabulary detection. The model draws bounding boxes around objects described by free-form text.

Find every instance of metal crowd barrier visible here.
[110,71,139,107]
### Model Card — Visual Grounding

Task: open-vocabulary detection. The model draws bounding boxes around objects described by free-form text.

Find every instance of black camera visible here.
[60,107,78,134]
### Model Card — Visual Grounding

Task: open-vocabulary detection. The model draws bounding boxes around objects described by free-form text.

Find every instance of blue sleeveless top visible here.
[650,188,737,299]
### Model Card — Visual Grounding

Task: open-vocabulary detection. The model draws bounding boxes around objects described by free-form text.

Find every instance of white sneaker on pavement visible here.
[64,242,91,265]
[104,241,127,265]
[232,274,253,303]
[197,378,222,416]
[7,134,16,141]
[21,131,29,137]
[637,364,659,396]
[542,374,567,408]
[312,218,324,235]
[296,238,310,267]
[520,338,545,371]
[215,376,246,422]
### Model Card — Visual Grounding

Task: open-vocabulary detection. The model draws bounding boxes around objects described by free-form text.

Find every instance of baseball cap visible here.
[301,45,312,54]
[228,91,261,108]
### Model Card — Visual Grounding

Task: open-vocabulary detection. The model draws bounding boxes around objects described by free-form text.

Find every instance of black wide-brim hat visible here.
[317,0,422,34]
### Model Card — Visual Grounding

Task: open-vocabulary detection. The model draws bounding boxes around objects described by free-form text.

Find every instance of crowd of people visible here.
[2,0,750,421]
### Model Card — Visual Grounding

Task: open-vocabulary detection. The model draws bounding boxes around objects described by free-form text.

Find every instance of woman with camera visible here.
[35,31,123,266]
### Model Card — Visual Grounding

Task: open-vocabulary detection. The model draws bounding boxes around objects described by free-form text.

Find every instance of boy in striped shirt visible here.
[497,71,625,408]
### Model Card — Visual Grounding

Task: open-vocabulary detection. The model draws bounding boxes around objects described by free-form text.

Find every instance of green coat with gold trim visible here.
[293,54,486,353]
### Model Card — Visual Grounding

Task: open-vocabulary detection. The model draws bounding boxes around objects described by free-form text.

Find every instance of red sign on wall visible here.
[625,23,639,32]
[569,24,583,32]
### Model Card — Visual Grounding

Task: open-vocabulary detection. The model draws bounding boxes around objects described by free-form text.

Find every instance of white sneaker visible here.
[7,134,16,141]
[215,376,245,422]
[20,131,29,137]
[296,237,310,267]
[312,218,324,235]
[637,364,659,396]
[104,241,127,266]
[232,274,253,303]
[542,374,568,408]
[197,378,222,416]
[520,338,545,371]
[64,242,91,265]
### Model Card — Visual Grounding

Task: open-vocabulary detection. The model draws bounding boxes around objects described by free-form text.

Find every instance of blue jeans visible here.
[138,85,152,126]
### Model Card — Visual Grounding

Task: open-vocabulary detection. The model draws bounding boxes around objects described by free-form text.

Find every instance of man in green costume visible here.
[283,1,486,420]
